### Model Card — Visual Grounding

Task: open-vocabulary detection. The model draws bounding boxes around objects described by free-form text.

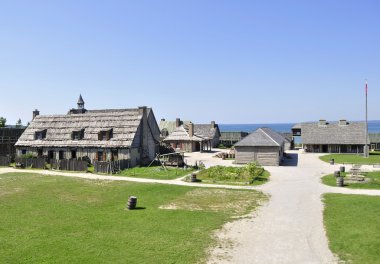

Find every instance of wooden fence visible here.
[0,156,10,166]
[94,159,130,174]
[50,159,88,172]
[15,157,46,169]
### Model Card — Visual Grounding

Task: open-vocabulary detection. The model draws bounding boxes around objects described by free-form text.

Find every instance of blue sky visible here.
[1,0,379,125]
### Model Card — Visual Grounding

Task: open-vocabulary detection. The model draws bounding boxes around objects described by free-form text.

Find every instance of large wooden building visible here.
[296,120,368,153]
[234,127,285,166]
[0,126,26,158]
[15,96,160,167]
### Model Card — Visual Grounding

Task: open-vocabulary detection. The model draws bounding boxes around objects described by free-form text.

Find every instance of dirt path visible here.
[208,151,380,264]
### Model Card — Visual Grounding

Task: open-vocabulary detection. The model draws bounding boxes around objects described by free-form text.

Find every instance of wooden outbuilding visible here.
[234,127,285,166]
[15,96,160,167]
[219,131,249,147]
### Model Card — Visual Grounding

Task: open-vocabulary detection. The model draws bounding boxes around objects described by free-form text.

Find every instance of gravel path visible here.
[208,151,380,264]
[1,150,380,264]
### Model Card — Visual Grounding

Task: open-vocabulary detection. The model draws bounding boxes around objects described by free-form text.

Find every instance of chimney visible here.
[211,121,216,128]
[138,106,149,164]
[176,118,181,127]
[33,109,40,120]
[318,119,327,126]
[339,119,347,126]
[189,122,194,137]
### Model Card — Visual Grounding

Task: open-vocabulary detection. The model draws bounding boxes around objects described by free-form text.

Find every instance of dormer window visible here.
[98,129,113,141]
[71,129,85,140]
[35,129,47,140]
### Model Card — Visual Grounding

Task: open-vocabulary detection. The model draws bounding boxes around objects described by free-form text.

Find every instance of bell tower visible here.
[77,94,85,110]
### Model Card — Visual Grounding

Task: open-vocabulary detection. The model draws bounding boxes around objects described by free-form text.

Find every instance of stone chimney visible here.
[339,119,348,126]
[176,118,181,127]
[138,106,150,164]
[318,119,327,126]
[211,121,216,128]
[188,122,194,137]
[33,109,40,120]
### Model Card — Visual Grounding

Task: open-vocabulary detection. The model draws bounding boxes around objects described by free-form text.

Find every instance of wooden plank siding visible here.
[235,146,280,166]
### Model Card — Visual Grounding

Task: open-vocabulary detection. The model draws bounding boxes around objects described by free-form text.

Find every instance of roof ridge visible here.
[259,128,280,146]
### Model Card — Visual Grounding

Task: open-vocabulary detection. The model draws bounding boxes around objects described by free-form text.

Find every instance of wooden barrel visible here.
[191,173,197,182]
[334,171,340,177]
[336,177,344,187]
[127,196,137,210]
[340,166,345,172]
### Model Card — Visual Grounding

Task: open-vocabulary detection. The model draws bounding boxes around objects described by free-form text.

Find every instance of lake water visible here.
[219,120,380,133]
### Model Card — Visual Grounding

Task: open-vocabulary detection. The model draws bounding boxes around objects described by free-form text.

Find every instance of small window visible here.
[98,129,113,141]
[35,129,47,140]
[22,149,27,155]
[71,150,77,159]
[72,129,85,140]
[97,151,104,161]
[59,151,65,160]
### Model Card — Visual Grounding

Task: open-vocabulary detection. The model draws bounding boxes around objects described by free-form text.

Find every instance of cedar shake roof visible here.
[301,121,367,145]
[162,125,206,142]
[16,108,156,148]
[194,124,220,139]
[369,133,380,143]
[159,120,220,140]
[234,128,285,147]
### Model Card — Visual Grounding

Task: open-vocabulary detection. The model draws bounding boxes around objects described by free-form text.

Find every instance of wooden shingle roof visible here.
[162,125,206,142]
[301,121,367,145]
[234,128,285,147]
[369,133,380,143]
[15,108,153,148]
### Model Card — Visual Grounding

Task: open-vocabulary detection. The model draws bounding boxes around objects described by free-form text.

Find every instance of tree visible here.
[0,117,6,127]
[16,118,22,128]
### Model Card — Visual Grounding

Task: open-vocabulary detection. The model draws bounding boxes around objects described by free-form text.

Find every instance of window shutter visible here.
[96,151,98,161]
[103,151,106,161]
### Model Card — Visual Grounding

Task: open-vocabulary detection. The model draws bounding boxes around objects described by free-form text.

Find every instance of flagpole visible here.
[365,80,369,158]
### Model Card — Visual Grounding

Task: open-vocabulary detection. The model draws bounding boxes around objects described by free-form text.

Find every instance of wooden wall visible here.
[235,146,281,166]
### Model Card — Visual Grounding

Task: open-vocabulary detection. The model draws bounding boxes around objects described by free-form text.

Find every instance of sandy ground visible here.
[207,150,380,264]
[1,149,380,264]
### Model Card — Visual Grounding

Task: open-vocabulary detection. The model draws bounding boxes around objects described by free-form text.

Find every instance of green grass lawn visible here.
[323,194,380,263]
[0,172,266,263]
[117,166,196,180]
[319,152,380,165]
[322,171,380,189]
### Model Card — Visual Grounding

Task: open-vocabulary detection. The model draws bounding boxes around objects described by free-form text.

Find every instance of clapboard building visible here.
[15,96,160,167]
[234,127,285,166]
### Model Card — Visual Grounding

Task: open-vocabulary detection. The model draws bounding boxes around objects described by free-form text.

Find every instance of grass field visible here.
[322,171,380,189]
[117,166,195,180]
[319,152,380,165]
[0,172,266,263]
[323,194,380,263]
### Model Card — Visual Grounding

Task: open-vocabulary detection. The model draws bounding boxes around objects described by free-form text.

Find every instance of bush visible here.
[197,162,265,184]
[18,153,37,159]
